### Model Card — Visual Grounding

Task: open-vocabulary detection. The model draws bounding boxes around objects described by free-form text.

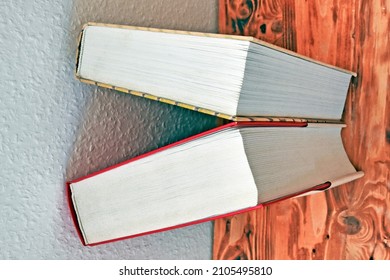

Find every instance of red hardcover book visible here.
[67,121,363,246]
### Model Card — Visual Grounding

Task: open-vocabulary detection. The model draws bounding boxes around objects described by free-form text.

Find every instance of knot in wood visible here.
[244,224,253,238]
[343,216,362,235]
[271,21,283,33]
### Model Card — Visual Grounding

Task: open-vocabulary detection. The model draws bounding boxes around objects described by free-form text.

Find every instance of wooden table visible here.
[214,0,389,260]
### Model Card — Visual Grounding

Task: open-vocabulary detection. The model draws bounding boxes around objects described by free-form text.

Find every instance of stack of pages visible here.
[68,23,363,246]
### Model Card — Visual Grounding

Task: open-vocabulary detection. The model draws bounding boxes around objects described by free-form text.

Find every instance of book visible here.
[75,22,356,122]
[67,122,363,246]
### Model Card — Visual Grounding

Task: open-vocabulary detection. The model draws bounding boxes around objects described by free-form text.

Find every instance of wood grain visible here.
[219,0,297,50]
[214,0,390,259]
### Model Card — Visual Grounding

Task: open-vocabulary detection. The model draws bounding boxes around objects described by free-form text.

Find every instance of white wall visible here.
[0,0,218,259]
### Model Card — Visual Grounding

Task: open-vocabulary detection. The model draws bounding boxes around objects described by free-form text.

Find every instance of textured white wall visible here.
[0,0,218,259]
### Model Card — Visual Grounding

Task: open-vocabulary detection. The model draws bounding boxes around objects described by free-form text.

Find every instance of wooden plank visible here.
[214,0,390,259]
[341,0,390,259]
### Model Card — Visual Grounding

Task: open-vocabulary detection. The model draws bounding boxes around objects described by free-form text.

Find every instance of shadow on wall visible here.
[65,88,218,181]
[59,0,218,258]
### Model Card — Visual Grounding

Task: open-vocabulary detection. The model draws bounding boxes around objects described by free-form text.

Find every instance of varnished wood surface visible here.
[214,0,390,260]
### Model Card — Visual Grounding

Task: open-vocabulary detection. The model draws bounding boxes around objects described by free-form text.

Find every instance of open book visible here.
[76,23,356,122]
[68,122,363,245]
